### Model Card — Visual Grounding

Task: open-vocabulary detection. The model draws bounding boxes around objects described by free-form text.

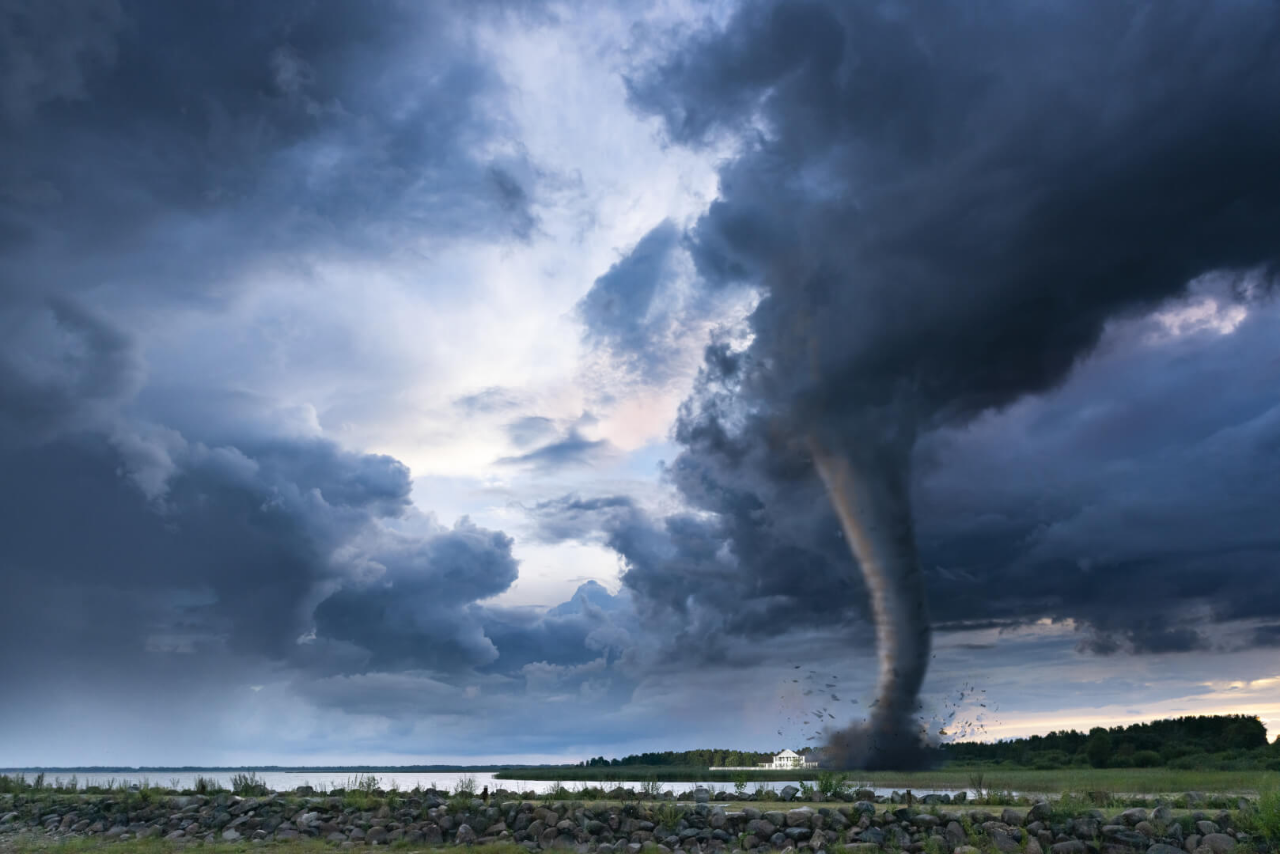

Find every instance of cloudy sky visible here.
[3,0,1280,767]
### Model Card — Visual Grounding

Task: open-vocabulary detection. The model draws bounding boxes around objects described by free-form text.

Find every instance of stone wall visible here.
[0,788,1270,853]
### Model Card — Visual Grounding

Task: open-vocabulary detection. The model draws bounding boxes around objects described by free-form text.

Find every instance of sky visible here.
[2,0,1280,767]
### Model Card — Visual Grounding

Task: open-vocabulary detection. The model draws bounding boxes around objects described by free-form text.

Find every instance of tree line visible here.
[942,714,1280,770]
[574,716,1279,771]
[579,749,780,768]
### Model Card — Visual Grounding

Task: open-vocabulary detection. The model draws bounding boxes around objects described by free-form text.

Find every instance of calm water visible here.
[12,769,967,799]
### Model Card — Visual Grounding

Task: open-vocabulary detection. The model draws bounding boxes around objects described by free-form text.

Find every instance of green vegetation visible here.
[497,765,1275,794]
[495,765,815,783]
[1239,778,1280,844]
[947,714,1280,771]
[579,748,775,768]
[228,771,267,796]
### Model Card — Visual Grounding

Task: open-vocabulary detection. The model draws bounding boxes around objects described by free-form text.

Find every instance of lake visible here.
[13,769,969,798]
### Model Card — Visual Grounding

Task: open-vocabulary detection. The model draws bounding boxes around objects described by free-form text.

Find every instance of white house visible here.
[761,749,817,770]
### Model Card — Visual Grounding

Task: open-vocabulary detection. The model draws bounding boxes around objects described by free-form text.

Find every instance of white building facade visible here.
[762,749,817,769]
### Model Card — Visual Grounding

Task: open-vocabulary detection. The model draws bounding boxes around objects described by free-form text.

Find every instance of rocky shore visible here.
[0,786,1271,853]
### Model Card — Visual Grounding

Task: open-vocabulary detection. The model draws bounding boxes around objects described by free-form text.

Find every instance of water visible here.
[12,769,968,799]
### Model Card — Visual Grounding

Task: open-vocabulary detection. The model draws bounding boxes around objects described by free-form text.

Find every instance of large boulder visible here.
[780,786,800,802]
[1028,802,1053,823]
[785,808,814,827]
[1200,833,1236,854]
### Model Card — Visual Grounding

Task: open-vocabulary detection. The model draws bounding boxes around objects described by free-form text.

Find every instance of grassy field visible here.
[496,765,1280,795]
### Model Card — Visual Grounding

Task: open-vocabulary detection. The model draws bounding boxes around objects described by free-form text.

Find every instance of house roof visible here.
[775,749,800,758]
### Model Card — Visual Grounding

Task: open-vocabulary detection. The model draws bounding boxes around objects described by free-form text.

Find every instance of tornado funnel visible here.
[810,435,932,768]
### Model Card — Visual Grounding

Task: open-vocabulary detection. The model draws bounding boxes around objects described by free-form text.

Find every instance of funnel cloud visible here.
[616,0,1280,765]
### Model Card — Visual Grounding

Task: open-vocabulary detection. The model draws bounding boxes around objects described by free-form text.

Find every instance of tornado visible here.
[809,434,933,769]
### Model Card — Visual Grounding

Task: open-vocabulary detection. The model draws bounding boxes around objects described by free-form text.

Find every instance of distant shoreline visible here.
[0,765,539,774]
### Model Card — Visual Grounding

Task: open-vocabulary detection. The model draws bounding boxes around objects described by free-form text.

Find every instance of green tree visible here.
[1086,727,1112,768]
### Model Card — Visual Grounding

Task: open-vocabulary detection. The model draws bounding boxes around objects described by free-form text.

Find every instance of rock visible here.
[327,832,347,842]
[955,847,981,854]
[165,830,186,840]
[1185,794,1208,808]
[456,823,478,845]
[693,788,711,805]
[222,829,242,841]
[367,826,388,844]
[1104,827,1149,848]
[1052,841,1087,854]
[1002,808,1024,826]
[991,829,1022,853]
[786,808,814,827]
[1028,802,1053,823]
[859,827,886,846]
[1200,834,1235,854]
[105,826,128,838]
[853,801,876,816]
[780,786,800,802]
[1135,821,1156,837]
[1152,806,1174,825]
[1149,845,1186,854]
[1196,822,1219,836]
[1026,838,1044,854]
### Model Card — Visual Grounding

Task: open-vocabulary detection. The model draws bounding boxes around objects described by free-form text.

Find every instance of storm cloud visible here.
[555,0,1280,760]
[4,0,1280,766]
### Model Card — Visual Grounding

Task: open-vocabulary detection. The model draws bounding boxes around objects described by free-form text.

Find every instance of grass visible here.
[495,765,1276,795]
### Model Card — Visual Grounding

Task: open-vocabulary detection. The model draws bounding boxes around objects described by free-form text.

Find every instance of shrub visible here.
[653,803,686,831]
[453,774,477,797]
[1133,750,1163,768]
[816,770,851,798]
[230,772,268,796]
[1240,782,1280,843]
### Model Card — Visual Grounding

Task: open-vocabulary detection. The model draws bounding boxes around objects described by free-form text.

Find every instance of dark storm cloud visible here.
[0,0,537,305]
[528,485,869,646]
[578,220,683,382]
[911,290,1280,647]
[565,0,1280,723]
[0,296,142,444]
[313,519,519,672]
[0,0,602,735]
[1252,625,1280,648]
